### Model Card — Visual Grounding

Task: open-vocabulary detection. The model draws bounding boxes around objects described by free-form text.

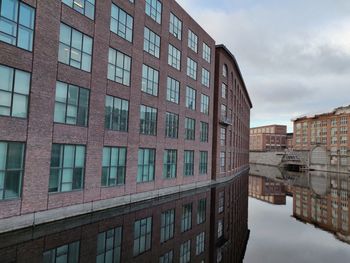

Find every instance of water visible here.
[245,165,350,263]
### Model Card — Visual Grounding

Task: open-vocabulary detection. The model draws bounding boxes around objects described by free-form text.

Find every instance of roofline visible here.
[216,44,253,108]
[250,124,287,129]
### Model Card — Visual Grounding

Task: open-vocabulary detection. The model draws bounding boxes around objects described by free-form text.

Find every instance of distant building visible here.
[249,125,287,152]
[293,105,350,169]
[287,133,294,150]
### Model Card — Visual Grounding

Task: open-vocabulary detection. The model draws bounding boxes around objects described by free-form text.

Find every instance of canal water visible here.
[245,164,350,263]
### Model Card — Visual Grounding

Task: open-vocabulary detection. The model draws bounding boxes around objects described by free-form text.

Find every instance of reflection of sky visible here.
[244,197,350,263]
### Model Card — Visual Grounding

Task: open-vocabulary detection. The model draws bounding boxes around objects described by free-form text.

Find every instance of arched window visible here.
[222,64,228,77]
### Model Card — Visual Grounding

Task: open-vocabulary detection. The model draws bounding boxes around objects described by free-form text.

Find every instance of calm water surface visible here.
[245,166,350,263]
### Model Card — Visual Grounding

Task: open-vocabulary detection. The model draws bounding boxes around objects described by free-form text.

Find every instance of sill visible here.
[54,122,88,128]
[48,189,83,195]
[0,197,21,203]
[0,115,27,120]
[101,184,125,189]
[0,40,33,53]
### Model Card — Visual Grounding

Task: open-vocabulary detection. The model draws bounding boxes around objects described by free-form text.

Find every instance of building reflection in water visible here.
[248,164,350,245]
[0,175,249,263]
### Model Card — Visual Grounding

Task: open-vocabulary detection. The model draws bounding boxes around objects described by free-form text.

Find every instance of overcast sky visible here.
[177,0,350,132]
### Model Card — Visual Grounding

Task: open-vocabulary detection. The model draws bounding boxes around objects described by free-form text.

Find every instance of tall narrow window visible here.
[184,150,194,176]
[108,48,131,86]
[199,151,208,175]
[163,149,177,179]
[160,209,175,242]
[145,0,162,24]
[133,217,152,256]
[49,144,85,193]
[180,240,191,263]
[169,13,182,40]
[168,44,181,70]
[43,241,80,263]
[197,198,206,224]
[142,64,159,96]
[218,191,224,213]
[54,81,90,126]
[166,77,180,104]
[96,227,122,263]
[222,64,228,77]
[185,86,196,110]
[165,112,179,138]
[220,127,226,146]
[144,27,160,58]
[186,57,197,80]
[202,43,211,63]
[62,0,95,20]
[185,117,195,140]
[102,147,126,187]
[220,152,226,172]
[0,141,25,200]
[110,4,133,42]
[105,95,129,132]
[181,203,192,232]
[200,94,209,115]
[200,122,209,142]
[140,105,157,135]
[188,30,198,52]
[196,232,205,255]
[217,219,223,238]
[0,0,35,51]
[0,65,30,118]
[221,83,227,99]
[58,23,93,72]
[160,250,173,263]
[137,148,155,183]
[201,68,210,88]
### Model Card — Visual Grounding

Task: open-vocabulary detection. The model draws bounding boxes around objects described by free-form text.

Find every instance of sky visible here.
[176,0,350,132]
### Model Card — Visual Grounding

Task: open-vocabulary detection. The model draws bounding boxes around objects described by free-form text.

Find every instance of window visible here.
[137,148,155,183]
[0,65,30,118]
[185,86,196,110]
[180,240,191,263]
[200,94,209,115]
[133,217,152,256]
[49,144,85,193]
[222,64,228,77]
[144,27,160,58]
[166,77,180,104]
[102,147,126,187]
[185,117,195,140]
[142,64,159,96]
[196,232,205,255]
[54,81,89,126]
[197,198,206,224]
[221,104,226,119]
[145,0,162,24]
[0,141,25,200]
[105,95,129,132]
[199,151,208,175]
[58,23,92,72]
[160,209,175,242]
[220,152,225,172]
[140,105,157,135]
[184,150,194,176]
[220,127,226,146]
[165,112,179,139]
[168,44,181,70]
[187,57,197,80]
[221,83,227,99]
[218,192,224,213]
[96,227,122,263]
[110,4,133,42]
[163,150,177,179]
[201,68,210,87]
[108,48,131,86]
[43,241,80,263]
[200,122,209,142]
[160,250,173,263]
[62,0,94,20]
[0,0,35,51]
[169,13,182,40]
[217,219,223,238]
[181,203,192,232]
[188,30,198,52]
[202,43,211,63]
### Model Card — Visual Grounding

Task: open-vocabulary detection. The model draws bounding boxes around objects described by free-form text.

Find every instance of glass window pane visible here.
[17,25,33,51]
[12,94,27,118]
[1,0,18,20]
[75,146,85,167]
[60,24,71,45]
[14,70,30,94]
[63,146,75,167]
[6,143,23,169]
[0,65,14,92]
[4,170,21,199]
[0,143,7,170]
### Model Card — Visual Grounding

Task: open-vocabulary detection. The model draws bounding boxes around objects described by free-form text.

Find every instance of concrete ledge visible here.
[0,169,250,234]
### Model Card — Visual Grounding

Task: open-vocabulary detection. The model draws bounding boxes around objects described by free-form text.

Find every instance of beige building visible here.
[250,125,287,151]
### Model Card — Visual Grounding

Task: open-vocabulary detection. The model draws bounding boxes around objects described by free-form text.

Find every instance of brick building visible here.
[250,124,287,151]
[0,0,251,232]
[293,105,350,168]
[287,132,294,150]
